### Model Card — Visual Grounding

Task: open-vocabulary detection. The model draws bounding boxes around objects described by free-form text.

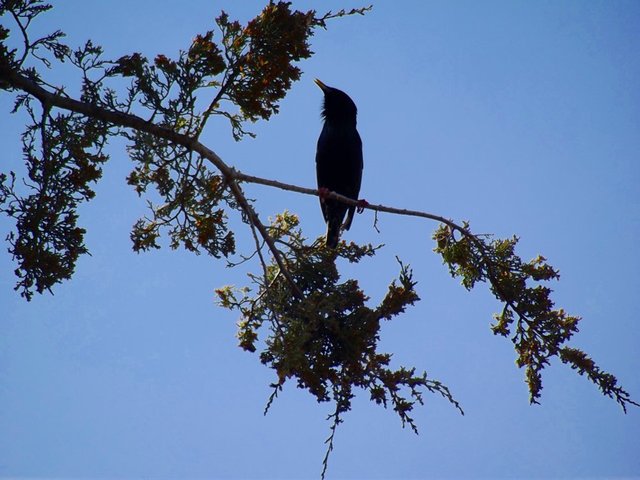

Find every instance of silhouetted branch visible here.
[0,64,303,298]
[0,62,484,298]
[3,63,637,414]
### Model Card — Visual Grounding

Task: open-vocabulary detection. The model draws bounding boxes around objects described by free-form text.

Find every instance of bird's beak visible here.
[314,78,328,92]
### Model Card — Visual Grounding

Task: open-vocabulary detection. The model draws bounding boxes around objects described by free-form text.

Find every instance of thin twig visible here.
[373,209,380,233]
[10,10,31,66]
[321,405,342,480]
[247,213,268,281]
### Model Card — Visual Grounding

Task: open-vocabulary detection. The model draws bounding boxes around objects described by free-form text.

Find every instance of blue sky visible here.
[1,1,639,478]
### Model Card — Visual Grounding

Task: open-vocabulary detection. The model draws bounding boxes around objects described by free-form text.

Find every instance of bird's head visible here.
[315,79,358,125]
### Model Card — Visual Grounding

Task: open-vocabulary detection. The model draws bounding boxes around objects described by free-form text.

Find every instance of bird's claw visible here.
[318,187,331,203]
[356,199,369,214]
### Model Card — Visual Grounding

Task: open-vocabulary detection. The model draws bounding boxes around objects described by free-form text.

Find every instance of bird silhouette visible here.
[314,79,363,248]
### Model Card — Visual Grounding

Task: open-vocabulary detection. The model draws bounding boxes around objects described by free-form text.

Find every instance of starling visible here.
[314,79,363,248]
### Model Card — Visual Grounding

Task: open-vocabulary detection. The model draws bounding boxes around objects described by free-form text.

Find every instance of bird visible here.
[314,79,363,248]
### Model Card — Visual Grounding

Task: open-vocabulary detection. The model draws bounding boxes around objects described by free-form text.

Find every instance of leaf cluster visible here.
[218,3,314,124]
[1,0,362,296]
[217,212,463,477]
[0,91,109,299]
[433,223,638,410]
[0,0,69,71]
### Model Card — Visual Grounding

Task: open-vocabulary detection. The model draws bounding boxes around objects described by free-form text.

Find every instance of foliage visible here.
[434,223,638,411]
[0,0,367,298]
[0,1,636,478]
[216,212,463,477]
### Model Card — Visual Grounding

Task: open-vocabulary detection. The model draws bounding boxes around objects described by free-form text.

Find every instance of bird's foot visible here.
[318,187,331,203]
[356,198,369,213]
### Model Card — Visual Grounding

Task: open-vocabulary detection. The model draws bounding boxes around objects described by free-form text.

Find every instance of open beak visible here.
[314,78,328,92]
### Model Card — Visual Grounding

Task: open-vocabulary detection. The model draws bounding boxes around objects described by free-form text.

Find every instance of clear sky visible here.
[1,1,639,478]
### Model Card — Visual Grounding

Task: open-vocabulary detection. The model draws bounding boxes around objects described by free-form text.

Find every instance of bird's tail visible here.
[342,206,356,231]
[325,217,342,248]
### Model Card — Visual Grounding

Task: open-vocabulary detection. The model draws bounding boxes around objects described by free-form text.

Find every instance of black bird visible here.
[314,79,363,248]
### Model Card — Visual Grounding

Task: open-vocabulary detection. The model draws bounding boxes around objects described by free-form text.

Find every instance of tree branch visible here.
[0,62,607,319]
[0,62,499,300]
[0,63,303,298]
[0,65,626,379]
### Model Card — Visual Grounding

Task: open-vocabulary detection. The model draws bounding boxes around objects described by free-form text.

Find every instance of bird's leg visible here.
[318,187,331,203]
[356,199,369,214]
